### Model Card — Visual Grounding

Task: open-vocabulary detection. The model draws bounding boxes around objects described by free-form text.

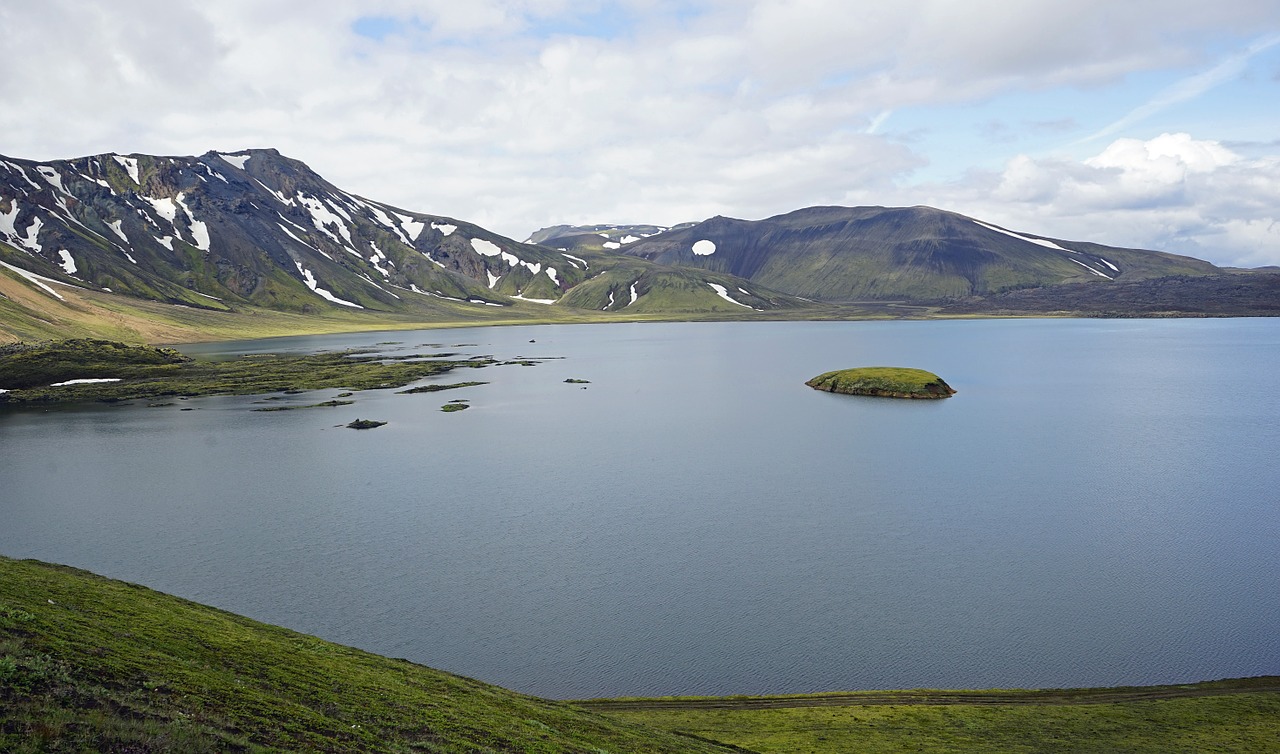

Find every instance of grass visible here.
[0,557,735,754]
[588,682,1280,753]
[805,366,956,398]
[0,339,495,405]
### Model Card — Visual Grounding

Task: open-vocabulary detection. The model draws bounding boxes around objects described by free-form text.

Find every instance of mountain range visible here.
[1,147,1271,342]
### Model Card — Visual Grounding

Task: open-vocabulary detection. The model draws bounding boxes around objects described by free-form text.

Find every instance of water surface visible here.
[2,319,1277,698]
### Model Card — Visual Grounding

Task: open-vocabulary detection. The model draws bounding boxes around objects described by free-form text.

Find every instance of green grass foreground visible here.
[587,681,1280,753]
[0,339,494,405]
[0,557,733,754]
[806,366,956,399]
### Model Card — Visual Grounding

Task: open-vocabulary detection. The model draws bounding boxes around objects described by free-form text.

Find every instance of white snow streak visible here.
[112,155,140,184]
[560,252,588,270]
[708,282,755,309]
[1070,258,1113,279]
[293,261,363,308]
[107,220,129,244]
[57,250,76,274]
[154,235,174,251]
[604,290,614,310]
[973,220,1070,252]
[394,213,425,241]
[0,260,67,300]
[298,192,352,247]
[486,270,500,288]
[50,378,121,387]
[175,193,210,251]
[628,283,639,306]
[36,166,65,194]
[1099,258,1120,272]
[21,215,43,252]
[546,267,559,285]
[510,294,556,305]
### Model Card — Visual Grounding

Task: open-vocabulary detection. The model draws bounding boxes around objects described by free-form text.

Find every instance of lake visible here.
[2,319,1278,699]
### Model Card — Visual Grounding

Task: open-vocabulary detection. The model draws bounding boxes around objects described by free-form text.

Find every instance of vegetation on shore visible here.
[592,680,1280,753]
[806,366,956,399]
[0,339,493,406]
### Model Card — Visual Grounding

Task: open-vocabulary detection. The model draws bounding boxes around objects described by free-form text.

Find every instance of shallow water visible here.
[2,319,1278,698]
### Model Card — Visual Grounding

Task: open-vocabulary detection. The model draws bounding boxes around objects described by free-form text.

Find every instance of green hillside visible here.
[0,557,733,753]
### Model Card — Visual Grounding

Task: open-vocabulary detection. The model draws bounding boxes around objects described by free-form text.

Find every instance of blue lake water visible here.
[2,319,1278,699]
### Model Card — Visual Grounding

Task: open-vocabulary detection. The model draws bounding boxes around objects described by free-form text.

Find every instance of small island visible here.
[806,367,956,399]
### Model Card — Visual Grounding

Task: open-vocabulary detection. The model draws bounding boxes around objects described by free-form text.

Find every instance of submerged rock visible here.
[806,367,956,399]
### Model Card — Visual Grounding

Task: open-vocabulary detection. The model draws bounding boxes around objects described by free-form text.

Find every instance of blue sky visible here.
[3,1,1279,266]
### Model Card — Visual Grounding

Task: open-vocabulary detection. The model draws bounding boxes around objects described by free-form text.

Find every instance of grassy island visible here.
[806,366,956,399]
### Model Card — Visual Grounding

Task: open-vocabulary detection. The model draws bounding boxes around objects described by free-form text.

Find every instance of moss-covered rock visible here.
[806,367,955,399]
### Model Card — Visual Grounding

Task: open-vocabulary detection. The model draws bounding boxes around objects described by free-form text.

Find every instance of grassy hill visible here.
[0,557,733,753]
[4,556,1279,753]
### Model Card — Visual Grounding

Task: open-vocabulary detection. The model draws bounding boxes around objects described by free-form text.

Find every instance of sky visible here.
[2,0,1279,267]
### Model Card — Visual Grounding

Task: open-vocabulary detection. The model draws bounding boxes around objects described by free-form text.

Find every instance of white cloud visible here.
[0,0,1277,262]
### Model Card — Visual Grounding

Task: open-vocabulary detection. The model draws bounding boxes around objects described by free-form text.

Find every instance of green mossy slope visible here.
[0,557,735,754]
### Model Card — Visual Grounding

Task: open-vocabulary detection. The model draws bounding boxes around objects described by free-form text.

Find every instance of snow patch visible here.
[423,251,447,268]
[546,267,559,285]
[431,222,457,237]
[620,235,641,244]
[602,241,621,250]
[50,378,122,387]
[692,239,717,255]
[470,238,502,257]
[293,261,363,308]
[298,192,353,247]
[218,153,251,171]
[145,196,178,225]
[107,220,129,243]
[628,283,639,306]
[0,260,67,300]
[500,251,521,268]
[510,294,556,305]
[486,270,500,288]
[112,155,140,184]
[276,224,330,259]
[973,220,1070,252]
[36,166,65,194]
[1099,258,1119,272]
[57,250,76,274]
[604,290,615,310]
[1070,258,1113,279]
[708,282,755,309]
[560,252,588,270]
[175,193,210,251]
[20,215,43,253]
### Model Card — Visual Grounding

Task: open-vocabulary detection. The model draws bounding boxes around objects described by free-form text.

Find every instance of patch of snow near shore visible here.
[692,239,716,255]
[58,250,76,274]
[973,220,1070,252]
[294,261,363,308]
[708,282,755,309]
[50,378,121,387]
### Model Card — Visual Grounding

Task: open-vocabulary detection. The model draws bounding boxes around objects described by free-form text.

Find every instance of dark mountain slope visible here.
[615,205,1221,301]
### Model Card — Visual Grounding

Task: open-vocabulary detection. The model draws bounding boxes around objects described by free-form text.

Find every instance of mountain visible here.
[607,205,1223,301]
[0,149,803,341]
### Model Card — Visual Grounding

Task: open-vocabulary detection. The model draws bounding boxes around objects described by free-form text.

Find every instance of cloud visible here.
[0,0,1278,255]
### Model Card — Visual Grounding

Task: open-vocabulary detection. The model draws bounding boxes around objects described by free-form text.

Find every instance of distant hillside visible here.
[613,205,1222,302]
[0,149,808,341]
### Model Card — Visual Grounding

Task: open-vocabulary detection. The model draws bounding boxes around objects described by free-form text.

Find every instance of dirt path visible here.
[573,677,1280,712]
